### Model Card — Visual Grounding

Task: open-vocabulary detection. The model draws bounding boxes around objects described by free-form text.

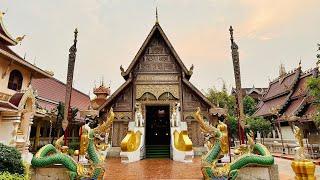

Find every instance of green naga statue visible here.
[31,108,114,180]
[194,107,274,180]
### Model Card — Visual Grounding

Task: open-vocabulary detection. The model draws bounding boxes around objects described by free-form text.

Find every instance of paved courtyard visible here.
[103,157,320,179]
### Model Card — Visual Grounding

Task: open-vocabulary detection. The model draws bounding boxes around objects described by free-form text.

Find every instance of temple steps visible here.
[145,145,170,158]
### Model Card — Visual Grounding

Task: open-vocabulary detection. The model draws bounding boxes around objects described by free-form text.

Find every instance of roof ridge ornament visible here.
[155,6,159,24]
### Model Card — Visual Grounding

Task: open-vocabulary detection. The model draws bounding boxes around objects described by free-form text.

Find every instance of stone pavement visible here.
[103,157,320,179]
[104,157,202,179]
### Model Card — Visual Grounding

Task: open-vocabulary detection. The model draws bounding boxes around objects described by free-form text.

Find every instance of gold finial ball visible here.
[61,146,69,154]
[74,150,79,156]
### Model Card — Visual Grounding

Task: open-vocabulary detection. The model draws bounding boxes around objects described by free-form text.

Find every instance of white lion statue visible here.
[171,102,181,127]
[134,103,144,127]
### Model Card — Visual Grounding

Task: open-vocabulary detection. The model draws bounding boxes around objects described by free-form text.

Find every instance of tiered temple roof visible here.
[254,64,319,123]
[91,83,111,110]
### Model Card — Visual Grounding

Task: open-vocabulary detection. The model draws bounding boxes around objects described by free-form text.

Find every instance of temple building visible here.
[254,63,320,157]
[231,86,267,102]
[0,12,52,161]
[0,12,90,158]
[97,21,224,157]
[29,77,90,151]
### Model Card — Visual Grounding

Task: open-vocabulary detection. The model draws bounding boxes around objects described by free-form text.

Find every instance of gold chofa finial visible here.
[156,7,159,24]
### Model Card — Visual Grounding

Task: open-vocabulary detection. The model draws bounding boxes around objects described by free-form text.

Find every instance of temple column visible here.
[35,122,41,149]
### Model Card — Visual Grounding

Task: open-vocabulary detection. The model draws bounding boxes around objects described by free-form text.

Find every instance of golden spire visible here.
[155,7,159,24]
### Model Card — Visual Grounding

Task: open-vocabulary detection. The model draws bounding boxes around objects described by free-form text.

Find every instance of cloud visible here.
[237,0,319,40]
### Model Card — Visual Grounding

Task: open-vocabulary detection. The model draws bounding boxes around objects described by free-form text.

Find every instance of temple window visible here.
[7,69,23,91]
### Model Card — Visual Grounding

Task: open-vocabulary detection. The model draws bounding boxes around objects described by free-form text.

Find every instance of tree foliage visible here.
[243,95,257,116]
[0,171,25,180]
[0,143,24,175]
[205,86,236,115]
[205,83,269,141]
[226,115,238,139]
[307,76,320,128]
[246,116,272,137]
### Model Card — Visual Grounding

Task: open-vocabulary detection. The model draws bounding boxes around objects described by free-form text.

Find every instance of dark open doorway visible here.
[145,105,170,158]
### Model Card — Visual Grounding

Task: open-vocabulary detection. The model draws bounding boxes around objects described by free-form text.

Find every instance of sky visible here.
[1,0,320,96]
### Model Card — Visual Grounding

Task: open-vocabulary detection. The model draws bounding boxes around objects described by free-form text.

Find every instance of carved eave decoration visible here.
[120,23,191,80]
[0,12,18,46]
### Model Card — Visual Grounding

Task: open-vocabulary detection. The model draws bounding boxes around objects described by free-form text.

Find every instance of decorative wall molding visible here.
[136,74,178,82]
[136,84,179,100]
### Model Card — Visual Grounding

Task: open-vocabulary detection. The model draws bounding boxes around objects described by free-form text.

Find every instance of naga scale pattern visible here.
[31,109,114,180]
[194,107,274,180]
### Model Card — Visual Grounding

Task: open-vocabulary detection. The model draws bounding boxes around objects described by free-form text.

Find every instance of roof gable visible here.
[262,67,301,100]
[121,23,192,80]
[0,13,18,46]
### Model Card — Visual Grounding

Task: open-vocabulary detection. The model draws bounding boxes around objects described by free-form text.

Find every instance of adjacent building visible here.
[30,77,90,150]
[254,63,320,155]
[0,12,52,160]
[231,86,267,102]
[0,12,90,157]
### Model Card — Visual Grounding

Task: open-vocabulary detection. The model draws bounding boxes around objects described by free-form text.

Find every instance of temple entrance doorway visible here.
[145,105,170,158]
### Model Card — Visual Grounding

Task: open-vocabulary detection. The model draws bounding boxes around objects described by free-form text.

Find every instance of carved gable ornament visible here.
[136,84,179,100]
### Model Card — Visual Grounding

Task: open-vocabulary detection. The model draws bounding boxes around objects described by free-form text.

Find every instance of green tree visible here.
[226,115,238,143]
[205,86,236,116]
[243,95,257,116]
[307,76,320,128]
[246,116,272,142]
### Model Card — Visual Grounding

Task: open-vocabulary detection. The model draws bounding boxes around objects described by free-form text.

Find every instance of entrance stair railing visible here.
[120,121,145,163]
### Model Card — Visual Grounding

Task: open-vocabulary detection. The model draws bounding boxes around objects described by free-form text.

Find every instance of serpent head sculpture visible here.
[31,108,114,180]
[194,107,274,180]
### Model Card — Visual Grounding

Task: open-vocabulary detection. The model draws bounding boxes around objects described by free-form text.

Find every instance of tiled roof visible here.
[8,92,24,107]
[281,98,306,118]
[31,77,90,111]
[254,65,319,123]
[263,69,300,100]
[291,71,314,98]
[254,95,288,117]
[303,104,317,117]
[0,100,18,111]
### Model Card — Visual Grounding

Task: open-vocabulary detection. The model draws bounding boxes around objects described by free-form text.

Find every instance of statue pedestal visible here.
[31,165,71,180]
[236,164,279,180]
[291,160,316,180]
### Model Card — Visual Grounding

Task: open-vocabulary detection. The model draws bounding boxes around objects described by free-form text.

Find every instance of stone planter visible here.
[236,164,279,180]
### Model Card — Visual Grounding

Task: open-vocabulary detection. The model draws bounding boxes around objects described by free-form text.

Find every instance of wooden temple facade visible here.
[98,22,222,150]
